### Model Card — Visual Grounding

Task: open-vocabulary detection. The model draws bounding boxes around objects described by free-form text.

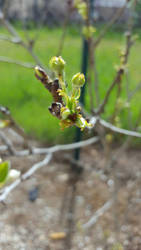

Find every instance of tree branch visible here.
[95,31,133,115]
[0,56,34,69]
[0,11,47,71]
[82,199,113,229]
[90,116,141,138]
[0,153,52,202]
[94,2,128,48]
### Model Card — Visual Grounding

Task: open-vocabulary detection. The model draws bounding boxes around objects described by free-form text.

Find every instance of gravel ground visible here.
[0,135,141,250]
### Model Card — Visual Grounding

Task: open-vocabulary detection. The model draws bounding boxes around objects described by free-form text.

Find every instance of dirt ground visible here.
[0,132,141,250]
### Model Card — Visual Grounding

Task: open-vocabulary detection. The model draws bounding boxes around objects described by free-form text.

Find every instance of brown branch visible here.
[0,130,16,155]
[95,31,133,115]
[0,106,32,150]
[56,0,73,56]
[94,2,128,48]
[0,11,47,72]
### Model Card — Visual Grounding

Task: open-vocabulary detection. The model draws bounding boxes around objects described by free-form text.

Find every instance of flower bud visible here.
[61,108,71,120]
[49,56,66,75]
[72,73,85,88]
[75,116,86,130]
[77,2,88,20]
[7,169,21,182]
[82,26,96,39]
[35,66,47,79]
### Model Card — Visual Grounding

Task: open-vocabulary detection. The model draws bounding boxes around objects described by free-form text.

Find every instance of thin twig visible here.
[0,56,34,69]
[95,31,133,115]
[0,134,99,156]
[100,118,141,138]
[0,153,52,202]
[90,116,141,138]
[94,3,127,47]
[82,199,113,229]
[0,130,16,155]
[0,11,47,71]
[128,81,141,100]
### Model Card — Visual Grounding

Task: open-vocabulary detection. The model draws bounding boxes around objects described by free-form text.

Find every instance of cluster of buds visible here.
[35,56,92,130]
[74,0,96,40]
[82,26,96,39]
[74,0,88,20]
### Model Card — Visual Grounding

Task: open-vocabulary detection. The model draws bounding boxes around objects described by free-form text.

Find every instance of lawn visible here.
[0,26,141,143]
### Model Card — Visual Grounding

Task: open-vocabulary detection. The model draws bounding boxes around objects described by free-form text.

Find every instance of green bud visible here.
[75,116,86,130]
[35,66,47,79]
[61,108,71,120]
[49,56,66,75]
[72,73,85,88]
[82,25,96,39]
[77,2,88,20]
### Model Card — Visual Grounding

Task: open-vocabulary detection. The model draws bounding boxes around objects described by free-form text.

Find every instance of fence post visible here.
[74,0,95,162]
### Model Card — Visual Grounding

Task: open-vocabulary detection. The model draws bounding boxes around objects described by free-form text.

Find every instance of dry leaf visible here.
[49,232,66,240]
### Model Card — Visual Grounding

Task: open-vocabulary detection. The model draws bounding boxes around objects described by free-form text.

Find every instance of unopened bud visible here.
[77,2,87,20]
[8,169,21,182]
[75,116,86,130]
[49,56,66,75]
[35,66,47,79]
[82,26,96,39]
[72,73,85,88]
[61,108,71,120]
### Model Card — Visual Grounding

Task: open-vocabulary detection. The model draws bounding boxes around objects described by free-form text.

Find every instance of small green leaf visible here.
[0,161,10,183]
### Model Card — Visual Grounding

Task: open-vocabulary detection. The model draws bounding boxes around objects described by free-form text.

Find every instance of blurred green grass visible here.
[0,26,141,143]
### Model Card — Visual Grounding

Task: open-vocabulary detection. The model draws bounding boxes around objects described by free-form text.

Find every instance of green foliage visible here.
[0,161,10,184]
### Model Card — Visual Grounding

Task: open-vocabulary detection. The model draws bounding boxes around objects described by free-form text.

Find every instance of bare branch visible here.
[0,34,21,44]
[95,31,133,115]
[17,136,99,156]
[0,106,32,150]
[128,81,141,100]
[0,56,34,69]
[0,130,16,155]
[0,134,99,156]
[100,118,141,138]
[94,3,127,47]
[0,11,47,71]
[90,117,141,138]
[0,153,52,202]
[82,199,113,229]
